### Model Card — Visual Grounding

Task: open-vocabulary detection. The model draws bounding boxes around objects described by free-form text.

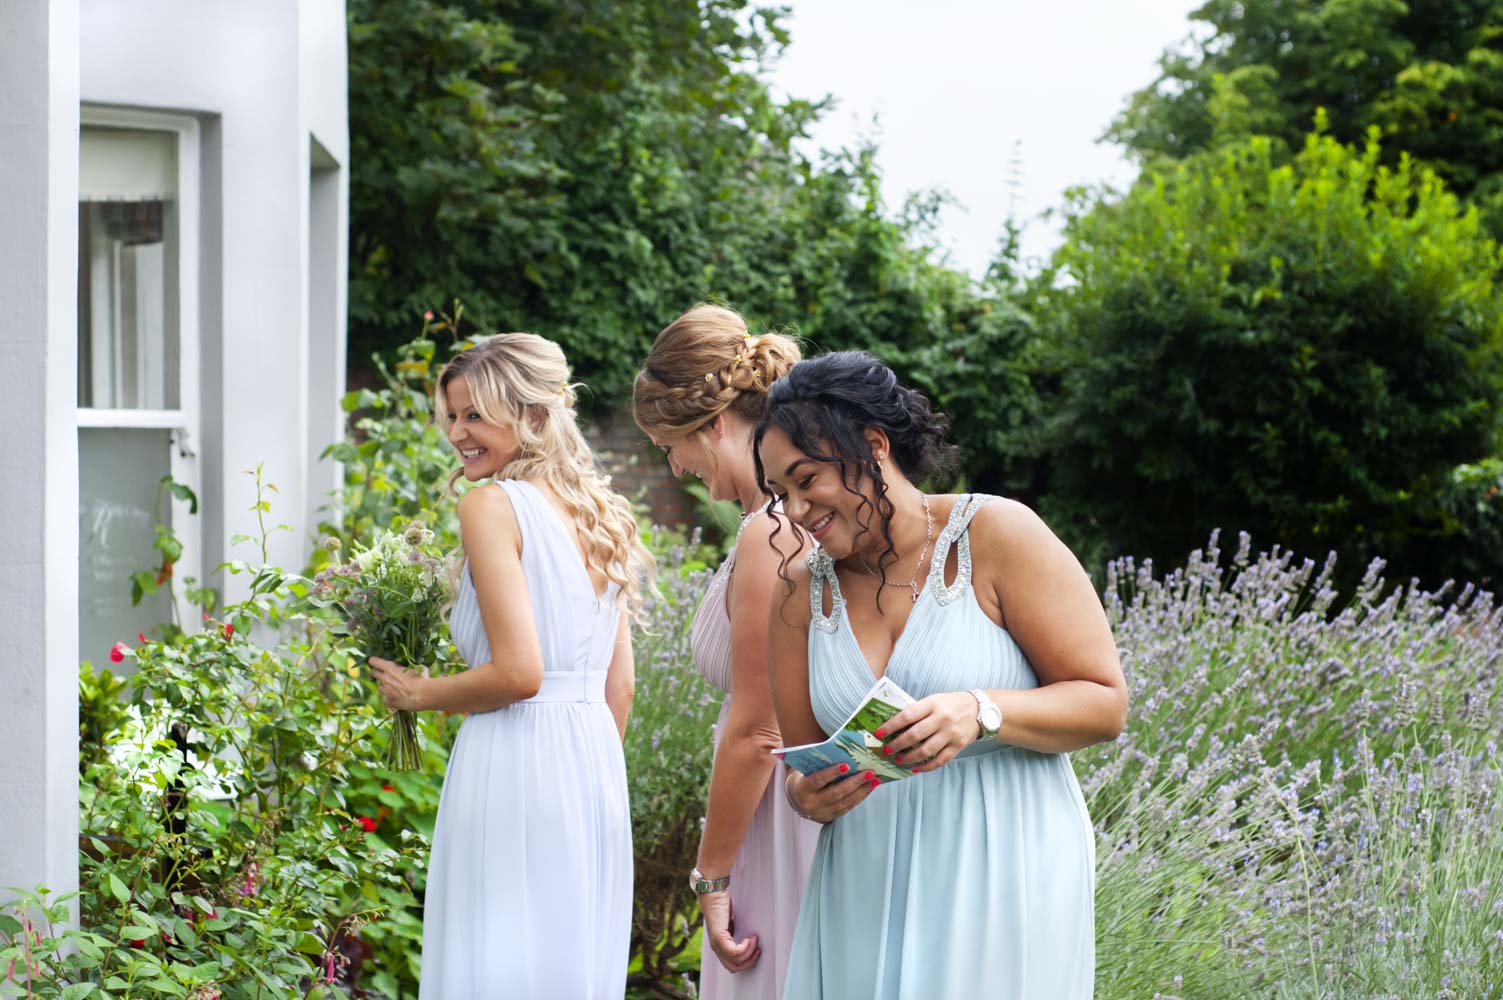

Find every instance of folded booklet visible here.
[771,676,919,782]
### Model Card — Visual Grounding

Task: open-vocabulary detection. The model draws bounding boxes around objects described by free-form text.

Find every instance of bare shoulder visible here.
[966,497,1086,582]
[734,509,810,572]
[765,545,816,631]
[967,496,1054,554]
[457,483,520,554]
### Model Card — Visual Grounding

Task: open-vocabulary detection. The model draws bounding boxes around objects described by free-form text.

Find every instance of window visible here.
[77,110,201,665]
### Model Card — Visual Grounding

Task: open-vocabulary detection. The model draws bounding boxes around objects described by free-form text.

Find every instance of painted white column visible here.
[0,0,81,908]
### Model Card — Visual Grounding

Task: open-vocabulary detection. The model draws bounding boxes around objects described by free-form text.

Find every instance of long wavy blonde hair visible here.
[436,333,654,622]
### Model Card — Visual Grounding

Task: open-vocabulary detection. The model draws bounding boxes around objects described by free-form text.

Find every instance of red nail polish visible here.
[870,779,881,787]
[863,771,874,781]
[894,756,904,763]
[875,729,885,739]
[838,764,849,774]
[882,746,894,755]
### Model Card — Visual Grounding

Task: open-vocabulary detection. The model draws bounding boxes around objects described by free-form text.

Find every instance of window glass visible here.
[78,128,179,410]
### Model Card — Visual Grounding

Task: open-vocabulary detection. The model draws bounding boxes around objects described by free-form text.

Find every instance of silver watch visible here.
[968,688,1002,740]
[689,867,730,894]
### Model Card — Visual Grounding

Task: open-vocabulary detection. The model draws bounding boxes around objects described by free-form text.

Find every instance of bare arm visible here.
[372,485,545,714]
[765,558,825,751]
[882,499,1128,768]
[604,611,634,741]
[695,516,806,879]
[979,499,1127,750]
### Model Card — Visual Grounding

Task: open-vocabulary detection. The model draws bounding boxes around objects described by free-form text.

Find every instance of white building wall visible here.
[0,0,82,909]
[81,0,350,580]
[0,0,347,902]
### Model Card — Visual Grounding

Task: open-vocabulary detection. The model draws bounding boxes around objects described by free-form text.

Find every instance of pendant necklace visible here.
[857,492,933,603]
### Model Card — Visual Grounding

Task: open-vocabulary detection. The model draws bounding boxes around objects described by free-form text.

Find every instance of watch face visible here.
[980,704,1002,733]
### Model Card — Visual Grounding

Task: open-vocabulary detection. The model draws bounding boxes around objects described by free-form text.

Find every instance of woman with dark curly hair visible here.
[756,351,1126,999]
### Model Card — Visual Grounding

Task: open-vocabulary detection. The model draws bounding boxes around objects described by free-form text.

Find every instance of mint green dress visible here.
[783,495,1095,999]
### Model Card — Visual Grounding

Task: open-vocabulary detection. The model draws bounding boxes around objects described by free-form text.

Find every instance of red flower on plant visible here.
[357,816,377,833]
[382,784,395,792]
[223,623,234,639]
[137,631,147,643]
[109,642,128,663]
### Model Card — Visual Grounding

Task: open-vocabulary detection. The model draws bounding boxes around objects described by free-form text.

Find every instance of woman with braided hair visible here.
[633,305,820,1000]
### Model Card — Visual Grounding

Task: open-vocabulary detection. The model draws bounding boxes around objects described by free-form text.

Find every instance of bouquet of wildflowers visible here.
[313,521,449,770]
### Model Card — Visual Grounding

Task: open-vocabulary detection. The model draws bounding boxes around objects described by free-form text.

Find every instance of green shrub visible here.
[623,532,720,994]
[1083,532,1503,997]
[1030,123,1503,586]
[2,488,422,999]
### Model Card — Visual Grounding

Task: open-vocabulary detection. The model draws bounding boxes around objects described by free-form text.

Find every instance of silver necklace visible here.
[857,492,932,603]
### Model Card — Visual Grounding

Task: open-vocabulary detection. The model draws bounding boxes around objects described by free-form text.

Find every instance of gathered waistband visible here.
[522,669,609,704]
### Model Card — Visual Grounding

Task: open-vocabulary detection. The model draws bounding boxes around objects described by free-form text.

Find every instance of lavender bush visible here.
[624,528,721,997]
[1083,531,1503,998]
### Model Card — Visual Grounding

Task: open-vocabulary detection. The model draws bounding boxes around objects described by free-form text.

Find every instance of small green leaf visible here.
[107,873,130,904]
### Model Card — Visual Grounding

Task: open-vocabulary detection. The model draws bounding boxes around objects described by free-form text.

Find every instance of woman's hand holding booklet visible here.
[771,676,919,783]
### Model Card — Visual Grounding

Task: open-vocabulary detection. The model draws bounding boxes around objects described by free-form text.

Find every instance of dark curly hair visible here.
[753,351,958,612]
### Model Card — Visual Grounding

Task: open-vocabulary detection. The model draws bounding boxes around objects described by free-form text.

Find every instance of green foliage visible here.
[78,660,131,775]
[4,485,423,999]
[318,321,465,559]
[1083,533,1503,997]
[622,533,721,992]
[1110,0,1503,232]
[345,2,1035,500]
[1027,126,1503,585]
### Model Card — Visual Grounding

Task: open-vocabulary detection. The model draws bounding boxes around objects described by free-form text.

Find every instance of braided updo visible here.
[632,305,802,440]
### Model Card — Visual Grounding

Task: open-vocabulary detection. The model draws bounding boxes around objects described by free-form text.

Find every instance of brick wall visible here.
[584,411,695,529]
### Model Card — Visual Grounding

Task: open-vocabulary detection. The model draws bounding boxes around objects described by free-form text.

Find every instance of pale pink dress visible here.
[689,520,821,1000]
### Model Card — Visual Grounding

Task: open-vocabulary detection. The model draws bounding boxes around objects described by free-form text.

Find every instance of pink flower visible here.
[239,859,260,897]
[109,642,128,663]
[423,310,434,321]
[137,631,147,643]
[357,816,377,833]
[223,623,234,639]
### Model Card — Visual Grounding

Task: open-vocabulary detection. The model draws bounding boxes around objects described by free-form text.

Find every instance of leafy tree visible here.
[1027,125,1503,586]
[1110,0,1503,231]
[347,1,1033,495]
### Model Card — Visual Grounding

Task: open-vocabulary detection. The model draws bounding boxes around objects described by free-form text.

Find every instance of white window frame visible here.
[77,105,202,630]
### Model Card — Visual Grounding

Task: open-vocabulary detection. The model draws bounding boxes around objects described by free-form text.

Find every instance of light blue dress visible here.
[419,479,631,999]
[783,494,1095,999]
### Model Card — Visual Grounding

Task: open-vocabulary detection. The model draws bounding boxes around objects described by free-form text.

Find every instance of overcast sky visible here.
[766,0,1206,278]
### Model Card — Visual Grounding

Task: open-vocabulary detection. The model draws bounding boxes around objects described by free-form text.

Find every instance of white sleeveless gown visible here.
[418,479,632,999]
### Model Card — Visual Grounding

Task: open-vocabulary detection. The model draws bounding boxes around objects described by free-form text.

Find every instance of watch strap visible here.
[689,867,730,894]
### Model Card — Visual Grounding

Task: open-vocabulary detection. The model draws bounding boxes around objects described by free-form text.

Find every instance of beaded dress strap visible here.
[926,494,997,606]
[807,548,843,634]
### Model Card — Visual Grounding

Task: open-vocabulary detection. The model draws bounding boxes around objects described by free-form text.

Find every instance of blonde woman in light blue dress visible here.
[756,351,1127,999]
